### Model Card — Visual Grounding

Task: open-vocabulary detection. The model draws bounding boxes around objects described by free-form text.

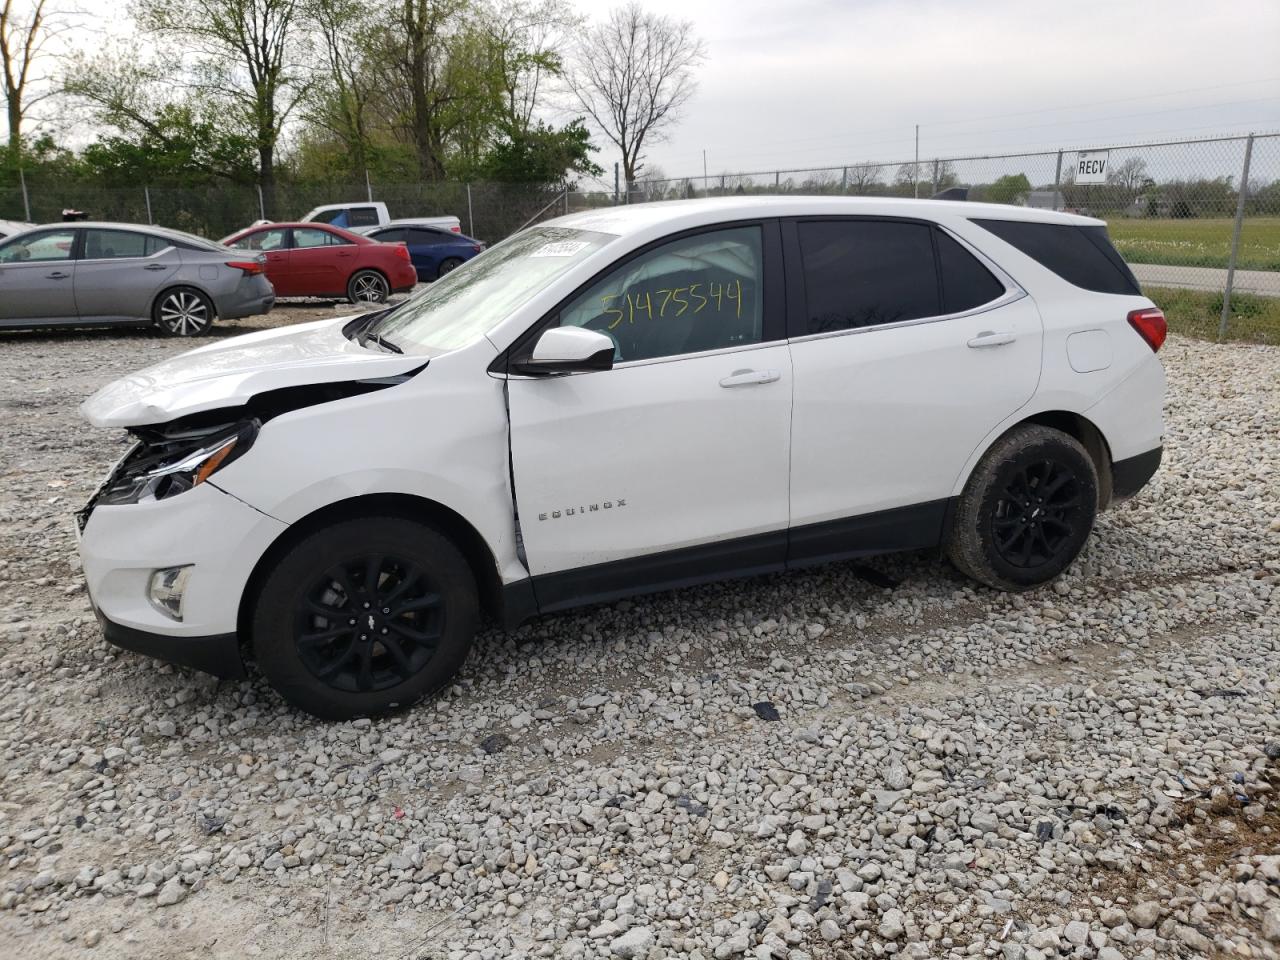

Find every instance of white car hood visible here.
[80,317,425,428]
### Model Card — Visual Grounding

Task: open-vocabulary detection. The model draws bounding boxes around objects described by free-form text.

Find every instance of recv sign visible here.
[1075,150,1109,185]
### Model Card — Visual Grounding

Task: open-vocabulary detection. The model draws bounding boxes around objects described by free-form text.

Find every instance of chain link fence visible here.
[0,178,570,247]
[576,132,1280,343]
[2,133,1277,341]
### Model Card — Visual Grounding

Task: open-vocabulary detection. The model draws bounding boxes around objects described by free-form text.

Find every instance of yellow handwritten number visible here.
[601,294,624,330]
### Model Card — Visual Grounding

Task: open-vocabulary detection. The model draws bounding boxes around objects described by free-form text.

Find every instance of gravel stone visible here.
[0,326,1277,956]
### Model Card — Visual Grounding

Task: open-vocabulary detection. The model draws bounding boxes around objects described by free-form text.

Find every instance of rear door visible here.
[0,227,80,324]
[405,228,454,278]
[784,217,1042,563]
[74,228,179,322]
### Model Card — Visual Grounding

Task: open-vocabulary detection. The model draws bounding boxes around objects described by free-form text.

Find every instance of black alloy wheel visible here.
[253,517,478,719]
[990,459,1085,569]
[296,554,443,693]
[947,425,1098,591]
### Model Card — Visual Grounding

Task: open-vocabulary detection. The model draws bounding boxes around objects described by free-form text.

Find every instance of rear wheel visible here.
[253,517,478,719]
[437,257,463,277]
[347,269,389,304]
[154,287,214,336]
[947,425,1098,591]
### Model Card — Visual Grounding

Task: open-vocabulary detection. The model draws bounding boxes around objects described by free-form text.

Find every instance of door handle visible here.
[719,368,781,388]
[143,263,168,271]
[967,331,1015,348]
[45,271,70,280]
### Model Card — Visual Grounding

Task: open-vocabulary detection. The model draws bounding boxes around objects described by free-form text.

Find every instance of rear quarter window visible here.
[971,218,1139,295]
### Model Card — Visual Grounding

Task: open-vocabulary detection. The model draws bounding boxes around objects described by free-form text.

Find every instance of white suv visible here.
[77,197,1166,718]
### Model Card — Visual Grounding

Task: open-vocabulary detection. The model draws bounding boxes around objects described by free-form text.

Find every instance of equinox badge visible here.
[538,499,627,521]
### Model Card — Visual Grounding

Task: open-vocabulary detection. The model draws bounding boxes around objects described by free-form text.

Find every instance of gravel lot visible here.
[1,309,1278,960]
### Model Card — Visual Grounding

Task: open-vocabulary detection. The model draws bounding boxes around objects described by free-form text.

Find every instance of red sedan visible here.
[221,222,419,303]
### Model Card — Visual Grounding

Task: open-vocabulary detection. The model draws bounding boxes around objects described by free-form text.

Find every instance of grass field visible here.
[1108,217,1280,271]
[1144,285,1280,345]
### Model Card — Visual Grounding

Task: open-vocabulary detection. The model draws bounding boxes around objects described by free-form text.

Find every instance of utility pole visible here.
[613,162,619,205]
[703,149,708,196]
[914,125,920,199]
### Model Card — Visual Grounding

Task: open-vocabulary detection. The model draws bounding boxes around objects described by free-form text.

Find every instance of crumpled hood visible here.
[80,316,425,428]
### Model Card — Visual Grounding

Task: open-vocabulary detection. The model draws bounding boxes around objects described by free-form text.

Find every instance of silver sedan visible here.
[0,222,276,336]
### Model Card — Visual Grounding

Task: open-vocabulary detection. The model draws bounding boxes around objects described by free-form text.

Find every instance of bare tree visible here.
[568,2,705,186]
[133,0,310,198]
[1107,155,1150,194]
[845,162,882,195]
[1,0,54,155]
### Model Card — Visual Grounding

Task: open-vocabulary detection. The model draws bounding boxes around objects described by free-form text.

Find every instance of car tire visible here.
[947,425,1098,591]
[153,287,215,337]
[437,257,463,277]
[252,517,479,720]
[347,270,389,304]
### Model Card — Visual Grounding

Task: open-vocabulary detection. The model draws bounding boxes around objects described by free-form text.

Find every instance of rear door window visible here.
[796,220,939,333]
[971,218,1139,295]
[937,231,1006,313]
[294,228,348,248]
[408,229,452,246]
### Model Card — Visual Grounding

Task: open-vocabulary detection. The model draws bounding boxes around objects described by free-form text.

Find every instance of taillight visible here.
[1127,307,1167,352]
[451,226,460,232]
[472,244,482,253]
[393,243,411,261]
[226,260,264,276]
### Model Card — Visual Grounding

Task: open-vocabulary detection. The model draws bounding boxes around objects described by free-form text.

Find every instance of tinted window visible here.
[971,219,1139,295]
[372,228,406,243]
[309,209,342,224]
[408,229,451,245]
[295,227,347,248]
[347,207,380,227]
[798,220,938,333]
[231,228,289,252]
[937,231,1005,312]
[0,229,76,263]
[557,226,764,363]
[83,229,164,260]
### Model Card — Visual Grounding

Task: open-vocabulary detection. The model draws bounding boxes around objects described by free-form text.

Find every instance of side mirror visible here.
[512,326,615,376]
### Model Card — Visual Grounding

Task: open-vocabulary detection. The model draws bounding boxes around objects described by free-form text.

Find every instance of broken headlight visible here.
[97,419,259,506]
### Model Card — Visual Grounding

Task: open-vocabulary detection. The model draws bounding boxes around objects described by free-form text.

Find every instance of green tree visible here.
[984,173,1032,204]
[462,118,600,184]
[65,53,257,185]
[131,0,310,202]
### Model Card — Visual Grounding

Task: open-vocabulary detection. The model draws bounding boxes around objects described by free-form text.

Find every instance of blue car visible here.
[364,224,485,282]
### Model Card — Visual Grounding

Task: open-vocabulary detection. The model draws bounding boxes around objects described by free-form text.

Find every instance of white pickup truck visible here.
[302,202,461,234]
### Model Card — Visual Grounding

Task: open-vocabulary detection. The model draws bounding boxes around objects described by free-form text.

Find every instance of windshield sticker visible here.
[530,240,591,258]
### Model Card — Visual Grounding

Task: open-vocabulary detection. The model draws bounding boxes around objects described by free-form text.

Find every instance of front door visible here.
[0,227,80,324]
[785,217,1043,563]
[506,222,793,611]
[292,227,353,296]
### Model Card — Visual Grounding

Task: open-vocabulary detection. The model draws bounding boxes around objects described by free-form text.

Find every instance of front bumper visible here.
[78,480,287,669]
[97,612,245,679]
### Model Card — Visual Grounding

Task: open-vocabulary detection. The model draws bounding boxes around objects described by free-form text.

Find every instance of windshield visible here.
[371,225,615,354]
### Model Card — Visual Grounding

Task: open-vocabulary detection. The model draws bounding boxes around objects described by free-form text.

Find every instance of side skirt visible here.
[501,498,954,626]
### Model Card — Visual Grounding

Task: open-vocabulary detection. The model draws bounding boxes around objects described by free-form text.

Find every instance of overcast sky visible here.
[13,0,1280,186]
[567,0,1280,185]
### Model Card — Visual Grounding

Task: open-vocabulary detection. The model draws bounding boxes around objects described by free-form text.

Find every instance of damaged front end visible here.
[77,373,419,532]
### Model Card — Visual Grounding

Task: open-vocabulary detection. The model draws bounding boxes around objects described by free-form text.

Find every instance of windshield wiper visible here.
[361,330,403,354]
